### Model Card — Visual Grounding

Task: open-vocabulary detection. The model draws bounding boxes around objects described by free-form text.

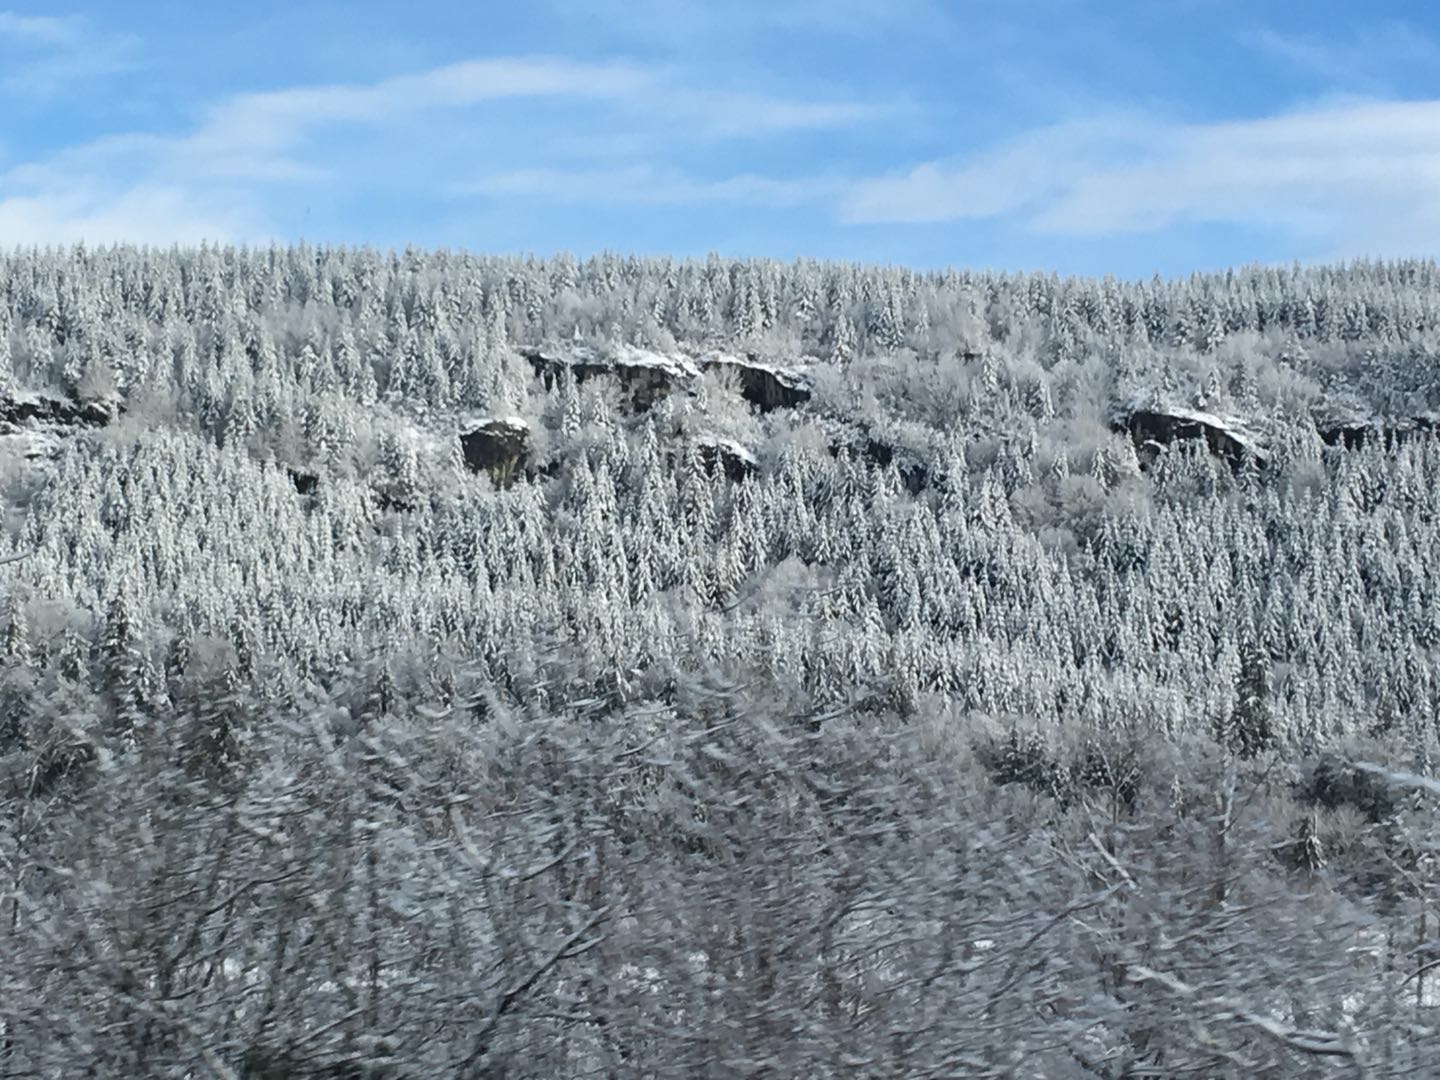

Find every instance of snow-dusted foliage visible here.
[0,244,1438,1075]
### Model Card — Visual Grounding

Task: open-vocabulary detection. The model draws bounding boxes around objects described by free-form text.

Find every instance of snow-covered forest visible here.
[2,244,1439,1076]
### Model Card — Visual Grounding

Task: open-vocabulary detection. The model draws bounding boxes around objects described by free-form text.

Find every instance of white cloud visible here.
[0,11,81,46]
[0,51,882,245]
[0,10,140,97]
[166,57,657,182]
[1243,22,1440,90]
[841,118,1150,224]
[0,55,654,243]
[169,56,871,182]
[840,99,1440,258]
[468,165,842,207]
[662,90,880,137]
[0,183,269,247]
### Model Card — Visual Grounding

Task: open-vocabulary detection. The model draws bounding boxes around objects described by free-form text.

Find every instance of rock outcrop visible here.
[521,344,816,414]
[700,353,813,411]
[1115,406,1267,471]
[459,416,531,488]
[824,420,931,495]
[860,435,929,495]
[0,387,120,462]
[522,344,699,410]
[697,436,759,482]
[287,469,319,496]
[0,388,119,429]
[1314,409,1439,450]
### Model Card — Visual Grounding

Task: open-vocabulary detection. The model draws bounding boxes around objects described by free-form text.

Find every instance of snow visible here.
[698,435,758,468]
[1313,402,1374,430]
[610,343,701,380]
[0,429,64,460]
[1118,399,1269,462]
[525,343,600,366]
[1,387,47,408]
[526,343,701,381]
[1166,406,1267,457]
[523,344,814,398]
[698,351,814,391]
[461,414,529,433]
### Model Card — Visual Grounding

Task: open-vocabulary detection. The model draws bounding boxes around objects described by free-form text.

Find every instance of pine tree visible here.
[100,591,149,744]
[0,309,16,393]
[1223,639,1275,758]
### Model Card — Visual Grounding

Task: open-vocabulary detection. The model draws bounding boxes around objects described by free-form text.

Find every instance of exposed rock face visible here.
[0,388,120,462]
[1116,407,1267,471]
[825,420,930,495]
[860,436,929,495]
[701,353,813,411]
[459,416,530,488]
[697,436,759,482]
[1314,404,1379,450]
[0,388,118,430]
[287,469,318,496]
[1314,410,1439,450]
[1135,439,1169,471]
[520,344,815,414]
[522,345,699,410]
[1317,423,1369,450]
[373,491,418,515]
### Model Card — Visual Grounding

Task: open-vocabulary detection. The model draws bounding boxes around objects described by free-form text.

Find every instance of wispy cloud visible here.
[0,9,140,97]
[0,52,880,245]
[468,165,842,207]
[170,59,870,180]
[0,55,657,243]
[1242,22,1440,92]
[840,99,1440,258]
[553,0,942,46]
[171,57,656,182]
[660,90,880,137]
[0,11,82,45]
[0,183,268,248]
[841,118,1148,224]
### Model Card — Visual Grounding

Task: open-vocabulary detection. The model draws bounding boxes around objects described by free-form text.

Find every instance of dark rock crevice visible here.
[0,388,120,431]
[826,422,931,495]
[521,345,696,410]
[696,436,759,482]
[459,417,531,489]
[519,344,815,415]
[1315,414,1438,451]
[287,469,318,496]
[1114,407,1267,473]
[702,354,813,412]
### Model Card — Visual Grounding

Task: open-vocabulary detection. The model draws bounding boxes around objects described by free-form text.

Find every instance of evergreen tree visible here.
[1222,638,1275,758]
[100,591,149,744]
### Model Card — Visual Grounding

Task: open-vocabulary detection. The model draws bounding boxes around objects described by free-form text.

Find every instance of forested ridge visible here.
[1,244,1439,1076]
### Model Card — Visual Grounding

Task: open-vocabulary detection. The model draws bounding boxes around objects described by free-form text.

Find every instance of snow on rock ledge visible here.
[521,344,699,409]
[0,387,119,429]
[520,343,815,413]
[0,387,120,465]
[459,416,531,488]
[1313,406,1440,450]
[1114,404,1268,471]
[696,435,759,481]
[699,352,814,411]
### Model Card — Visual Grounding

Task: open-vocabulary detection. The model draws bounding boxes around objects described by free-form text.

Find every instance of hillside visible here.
[1,245,1438,1076]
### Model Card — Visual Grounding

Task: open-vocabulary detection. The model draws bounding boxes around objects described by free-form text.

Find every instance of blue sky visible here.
[1,0,1439,277]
